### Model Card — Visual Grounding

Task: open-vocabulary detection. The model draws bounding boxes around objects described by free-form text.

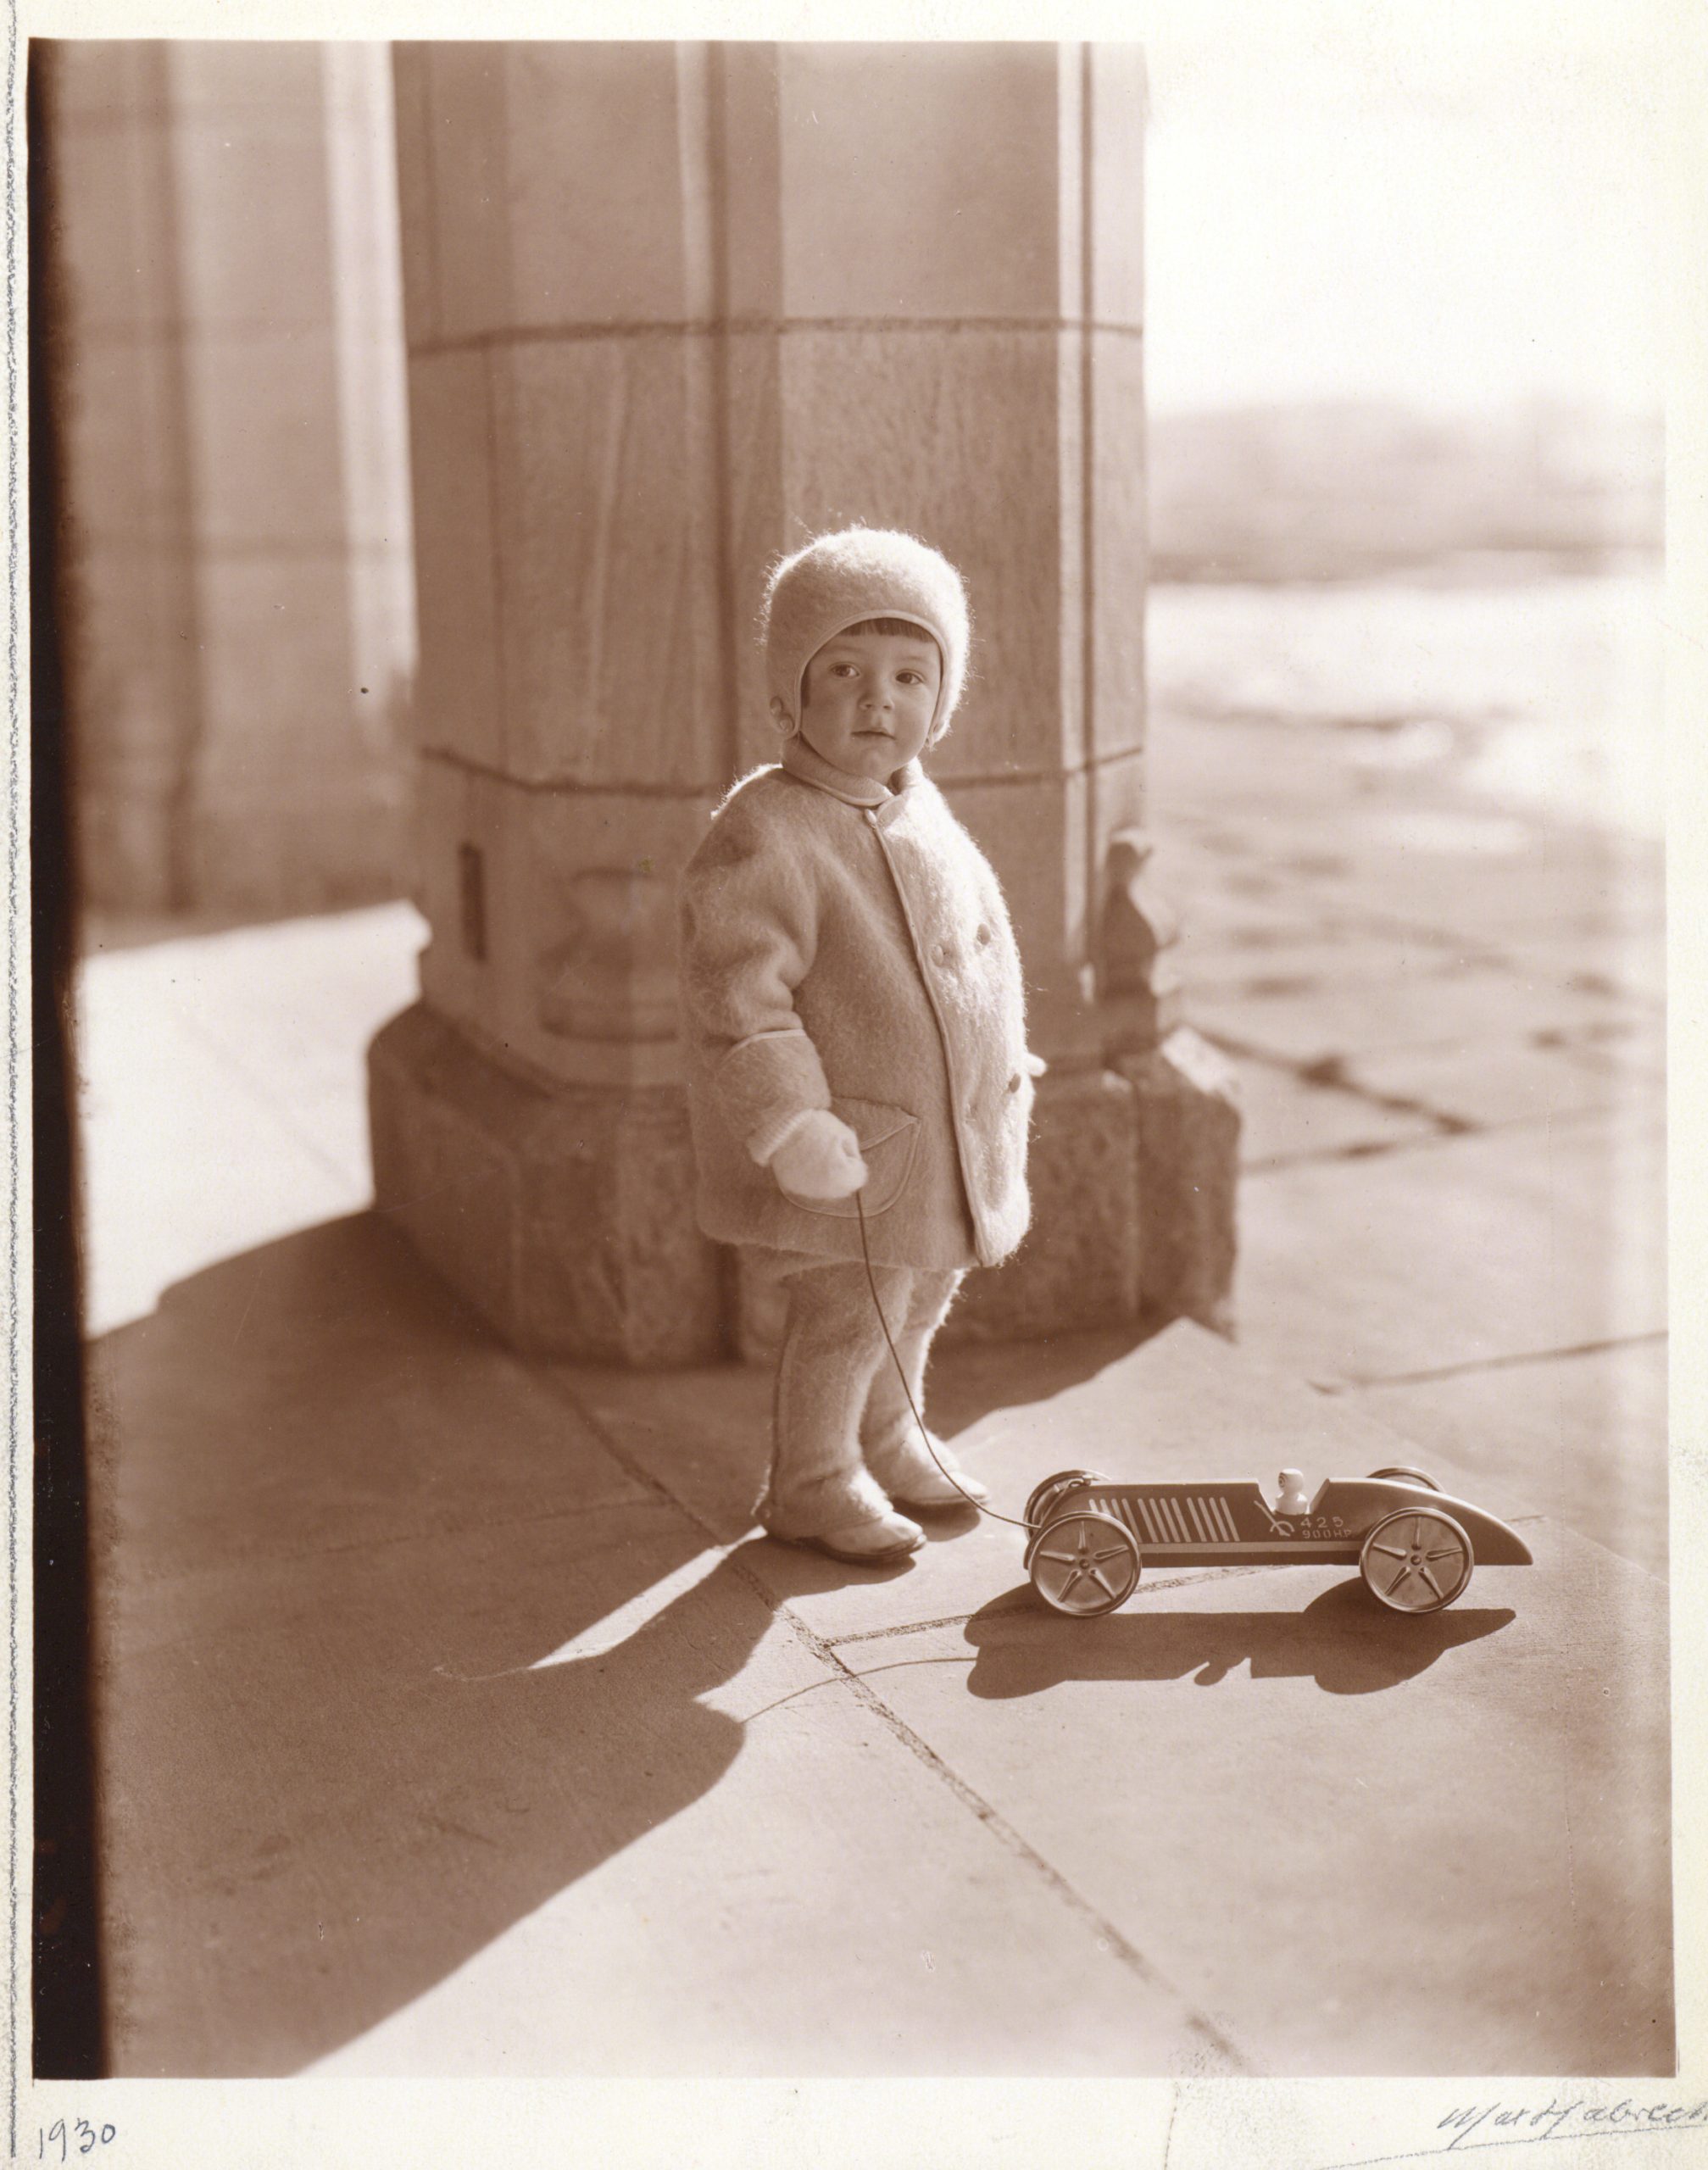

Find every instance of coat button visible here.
[976,924,992,945]
[1006,1072,1022,1093]
[933,941,951,965]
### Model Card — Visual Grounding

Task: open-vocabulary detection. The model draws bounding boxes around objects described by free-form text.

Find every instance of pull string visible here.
[854,1188,1032,1532]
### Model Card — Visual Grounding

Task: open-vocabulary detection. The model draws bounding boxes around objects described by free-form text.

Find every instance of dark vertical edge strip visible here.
[1078,42,1099,988]
[7,9,21,2138]
[483,53,512,771]
[25,40,106,2083]
[707,42,740,791]
[149,47,206,913]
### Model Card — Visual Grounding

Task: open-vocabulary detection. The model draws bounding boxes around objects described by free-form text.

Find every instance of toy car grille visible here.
[1097,1492,1243,1546]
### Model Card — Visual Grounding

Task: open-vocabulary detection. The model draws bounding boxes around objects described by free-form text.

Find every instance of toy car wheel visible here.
[1360,1507,1473,1614]
[1024,1469,1107,1528]
[1029,1511,1140,1617]
[1368,1465,1441,1491]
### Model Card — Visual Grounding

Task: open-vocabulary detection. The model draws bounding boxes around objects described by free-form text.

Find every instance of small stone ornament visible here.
[1021,1465,1533,1620]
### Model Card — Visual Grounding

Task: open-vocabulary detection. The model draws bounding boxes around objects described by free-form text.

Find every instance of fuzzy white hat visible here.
[760,527,971,743]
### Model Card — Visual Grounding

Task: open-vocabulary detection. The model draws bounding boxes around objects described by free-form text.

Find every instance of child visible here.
[678,528,1038,1565]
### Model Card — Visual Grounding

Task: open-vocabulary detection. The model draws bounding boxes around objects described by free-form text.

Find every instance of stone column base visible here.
[371,1008,1238,1368]
[1119,1026,1241,1337]
[367,1004,727,1365]
[732,1038,1241,1360]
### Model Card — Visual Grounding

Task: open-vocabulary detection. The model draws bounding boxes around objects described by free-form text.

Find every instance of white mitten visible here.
[1023,1051,1049,1078]
[768,1110,869,1201]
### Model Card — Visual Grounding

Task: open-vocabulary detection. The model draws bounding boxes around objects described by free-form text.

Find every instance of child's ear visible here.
[769,695,795,736]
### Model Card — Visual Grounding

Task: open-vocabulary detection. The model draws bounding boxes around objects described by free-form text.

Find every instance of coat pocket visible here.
[775,1096,921,1220]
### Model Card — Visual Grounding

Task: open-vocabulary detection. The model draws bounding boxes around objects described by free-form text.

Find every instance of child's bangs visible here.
[836,616,939,645]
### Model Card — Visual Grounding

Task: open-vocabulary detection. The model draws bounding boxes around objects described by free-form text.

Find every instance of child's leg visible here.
[760,1257,915,1538]
[859,1269,983,1504]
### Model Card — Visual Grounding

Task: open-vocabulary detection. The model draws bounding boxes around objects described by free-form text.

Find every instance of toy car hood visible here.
[1315,1477,1533,1565]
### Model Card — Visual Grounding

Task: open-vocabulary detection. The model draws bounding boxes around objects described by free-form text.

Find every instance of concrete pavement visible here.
[75,660,1671,2074]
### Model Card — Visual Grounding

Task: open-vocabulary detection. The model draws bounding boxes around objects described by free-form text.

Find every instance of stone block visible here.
[413,754,486,1031]
[165,40,326,116]
[1120,1027,1241,1333]
[190,553,359,772]
[488,337,729,788]
[724,1060,1226,1358]
[1087,44,1147,330]
[722,328,787,774]
[943,768,1088,999]
[169,106,337,334]
[945,756,1146,1051]
[416,765,715,1090]
[409,45,512,348]
[389,47,441,348]
[776,45,1068,321]
[181,327,346,551]
[718,48,785,321]
[39,38,170,125]
[58,335,192,548]
[1099,828,1183,1038]
[949,1068,1143,1341]
[46,103,181,337]
[370,1004,725,1365]
[503,44,702,331]
[405,348,503,767]
[1088,326,1148,760]
[776,326,1071,777]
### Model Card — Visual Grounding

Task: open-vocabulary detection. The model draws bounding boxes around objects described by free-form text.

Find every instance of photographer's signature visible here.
[1326,2096,1708,2167]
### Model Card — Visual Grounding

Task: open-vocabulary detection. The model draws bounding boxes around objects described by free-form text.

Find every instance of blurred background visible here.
[41,27,1665,1521]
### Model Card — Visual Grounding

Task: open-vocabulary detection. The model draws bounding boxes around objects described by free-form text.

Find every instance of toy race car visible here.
[1023,1465,1533,1618]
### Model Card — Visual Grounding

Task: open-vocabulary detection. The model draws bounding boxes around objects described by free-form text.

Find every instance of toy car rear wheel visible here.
[1360,1507,1472,1614]
[1029,1511,1140,1617]
[1367,1466,1440,1490]
[1024,1469,1107,1528]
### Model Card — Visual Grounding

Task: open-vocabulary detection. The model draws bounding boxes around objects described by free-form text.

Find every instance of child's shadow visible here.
[965,1576,1516,1698]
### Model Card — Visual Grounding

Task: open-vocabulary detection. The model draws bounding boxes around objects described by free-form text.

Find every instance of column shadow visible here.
[84,1214,905,2076]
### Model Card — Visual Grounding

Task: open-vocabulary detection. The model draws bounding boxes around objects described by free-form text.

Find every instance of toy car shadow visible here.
[965,1576,1518,1698]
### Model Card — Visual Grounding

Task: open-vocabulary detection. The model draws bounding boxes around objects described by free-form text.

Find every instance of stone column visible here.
[41,41,414,916]
[370,40,1238,1364]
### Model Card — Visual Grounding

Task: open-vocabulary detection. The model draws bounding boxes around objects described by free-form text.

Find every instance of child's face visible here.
[798,629,942,783]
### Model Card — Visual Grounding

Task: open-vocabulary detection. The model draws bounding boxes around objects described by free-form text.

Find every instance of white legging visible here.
[758,1254,965,1537]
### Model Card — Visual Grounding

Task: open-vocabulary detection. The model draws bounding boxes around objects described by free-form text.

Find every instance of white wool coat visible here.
[679,739,1034,1272]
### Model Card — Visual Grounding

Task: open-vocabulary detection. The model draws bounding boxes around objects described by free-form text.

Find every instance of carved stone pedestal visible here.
[371,42,1240,1368]
[370,1004,725,1364]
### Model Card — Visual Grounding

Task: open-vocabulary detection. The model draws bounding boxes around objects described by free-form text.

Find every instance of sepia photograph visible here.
[18,1,1697,2155]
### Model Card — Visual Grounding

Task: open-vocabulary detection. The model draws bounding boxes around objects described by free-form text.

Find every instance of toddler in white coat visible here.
[679,530,1038,1564]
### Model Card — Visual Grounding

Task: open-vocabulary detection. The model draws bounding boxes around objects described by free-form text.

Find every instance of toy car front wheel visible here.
[1024,1469,1107,1529]
[1367,1466,1440,1490]
[1360,1507,1472,1614]
[1029,1511,1140,1617]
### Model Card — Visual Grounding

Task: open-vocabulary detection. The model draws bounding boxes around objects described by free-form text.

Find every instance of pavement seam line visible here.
[537,1371,1259,2077]
[823,1565,1286,1649]
[779,1612,1255,2075]
[1320,1327,1666,1392]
